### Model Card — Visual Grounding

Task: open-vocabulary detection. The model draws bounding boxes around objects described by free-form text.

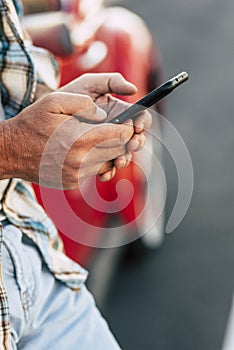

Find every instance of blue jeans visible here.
[2,224,121,350]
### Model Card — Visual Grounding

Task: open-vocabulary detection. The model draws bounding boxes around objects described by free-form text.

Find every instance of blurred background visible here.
[102,1,234,350]
[22,0,234,349]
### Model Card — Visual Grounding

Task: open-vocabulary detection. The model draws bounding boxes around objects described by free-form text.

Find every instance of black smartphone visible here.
[109,71,189,124]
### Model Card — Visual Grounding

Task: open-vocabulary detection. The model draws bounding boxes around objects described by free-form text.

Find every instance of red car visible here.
[22,0,166,303]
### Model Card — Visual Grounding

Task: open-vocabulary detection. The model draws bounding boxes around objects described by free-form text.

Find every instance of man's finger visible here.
[127,133,146,152]
[81,73,137,96]
[44,92,107,122]
[133,110,152,133]
[80,144,128,166]
[98,167,117,182]
[114,151,133,169]
[97,160,115,175]
[84,122,134,148]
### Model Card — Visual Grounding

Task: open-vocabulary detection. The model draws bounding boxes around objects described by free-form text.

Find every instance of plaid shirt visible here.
[0,1,88,348]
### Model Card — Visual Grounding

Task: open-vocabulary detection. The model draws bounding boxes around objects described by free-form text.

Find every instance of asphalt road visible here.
[102,1,234,349]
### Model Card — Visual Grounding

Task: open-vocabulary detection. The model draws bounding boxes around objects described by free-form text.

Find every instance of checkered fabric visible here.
[0,1,88,348]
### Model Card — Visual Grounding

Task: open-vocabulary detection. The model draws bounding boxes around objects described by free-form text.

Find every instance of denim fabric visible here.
[2,225,121,350]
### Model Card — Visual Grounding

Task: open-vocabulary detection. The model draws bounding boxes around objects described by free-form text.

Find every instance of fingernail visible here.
[97,107,107,120]
[127,152,132,163]
[128,82,137,90]
[122,159,128,168]
[136,123,144,131]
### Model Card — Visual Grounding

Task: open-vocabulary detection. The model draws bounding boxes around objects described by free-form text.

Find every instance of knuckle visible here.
[76,156,84,169]
[115,126,129,145]
[112,72,122,79]
[73,154,84,170]
[119,131,127,145]
[46,92,60,107]
[62,171,78,190]
[82,94,94,108]
[121,126,132,144]
[66,151,83,171]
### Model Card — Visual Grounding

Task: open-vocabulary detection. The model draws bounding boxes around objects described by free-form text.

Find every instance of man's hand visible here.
[0,92,134,189]
[59,73,152,181]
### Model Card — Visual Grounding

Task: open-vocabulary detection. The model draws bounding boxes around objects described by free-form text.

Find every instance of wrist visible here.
[0,118,25,180]
[0,120,12,179]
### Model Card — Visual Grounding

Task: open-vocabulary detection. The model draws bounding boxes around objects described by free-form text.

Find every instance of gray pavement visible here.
[103,1,234,349]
